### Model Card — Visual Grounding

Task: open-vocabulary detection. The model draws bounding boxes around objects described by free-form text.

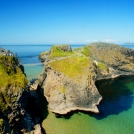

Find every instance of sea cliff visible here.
[36,42,134,115]
[0,48,42,134]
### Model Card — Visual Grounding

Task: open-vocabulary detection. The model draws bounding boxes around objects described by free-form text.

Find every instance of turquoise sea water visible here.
[1,45,52,79]
[41,76,134,134]
[1,44,134,134]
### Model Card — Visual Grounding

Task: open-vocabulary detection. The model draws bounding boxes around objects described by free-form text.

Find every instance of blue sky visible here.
[0,0,134,45]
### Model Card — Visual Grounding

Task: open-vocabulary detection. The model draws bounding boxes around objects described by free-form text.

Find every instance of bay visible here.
[1,44,134,134]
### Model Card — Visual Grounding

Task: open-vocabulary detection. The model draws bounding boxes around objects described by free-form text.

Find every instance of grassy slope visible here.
[49,56,90,78]
[0,56,28,112]
[43,42,133,81]
[47,44,109,78]
[47,45,90,78]
[86,42,133,67]
[0,56,27,89]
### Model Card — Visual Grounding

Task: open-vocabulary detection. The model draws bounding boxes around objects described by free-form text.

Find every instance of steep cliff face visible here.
[37,43,134,115]
[42,56,101,114]
[0,50,41,133]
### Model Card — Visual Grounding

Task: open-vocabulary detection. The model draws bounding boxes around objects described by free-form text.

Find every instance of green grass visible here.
[48,46,74,59]
[0,56,28,90]
[0,56,28,112]
[49,56,90,78]
[98,62,107,70]
[81,46,92,57]
[61,86,66,94]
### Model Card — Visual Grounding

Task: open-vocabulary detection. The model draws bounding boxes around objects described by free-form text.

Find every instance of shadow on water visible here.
[36,91,49,120]
[94,76,134,120]
[56,76,134,120]
[55,111,81,119]
[29,80,49,120]
[36,91,49,134]
[30,88,49,134]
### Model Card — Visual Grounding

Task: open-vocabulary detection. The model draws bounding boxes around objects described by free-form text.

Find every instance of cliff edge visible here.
[0,48,42,134]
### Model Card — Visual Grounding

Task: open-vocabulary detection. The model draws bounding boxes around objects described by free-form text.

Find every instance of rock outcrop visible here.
[81,42,134,80]
[37,43,134,115]
[0,49,42,133]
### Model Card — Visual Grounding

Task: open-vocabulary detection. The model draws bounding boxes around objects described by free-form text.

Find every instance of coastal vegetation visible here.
[0,56,28,112]
[97,62,107,70]
[0,56,28,90]
[49,56,90,78]
[81,46,92,56]
[48,45,74,60]
[37,42,134,116]
[0,49,42,133]
[86,42,134,69]
[1,42,134,133]
[61,86,66,94]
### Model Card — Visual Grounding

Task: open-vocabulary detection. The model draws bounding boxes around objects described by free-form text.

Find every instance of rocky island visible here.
[37,42,134,115]
[0,47,42,134]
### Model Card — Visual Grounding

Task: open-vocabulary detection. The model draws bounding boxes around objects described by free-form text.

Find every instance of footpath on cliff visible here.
[33,42,134,115]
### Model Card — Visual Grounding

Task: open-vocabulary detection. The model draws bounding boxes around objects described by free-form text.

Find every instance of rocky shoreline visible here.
[36,42,134,115]
[1,42,134,132]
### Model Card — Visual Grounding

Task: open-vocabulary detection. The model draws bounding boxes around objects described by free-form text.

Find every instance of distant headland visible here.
[123,42,134,45]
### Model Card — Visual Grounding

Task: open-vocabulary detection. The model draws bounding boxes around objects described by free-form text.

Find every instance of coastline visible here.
[1,44,134,134]
[48,97,103,115]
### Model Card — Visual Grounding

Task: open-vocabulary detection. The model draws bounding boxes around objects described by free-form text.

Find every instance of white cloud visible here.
[92,40,98,42]
[69,40,80,43]
[70,39,119,44]
[83,39,91,42]
[70,40,90,43]
[83,39,99,43]
[85,39,90,42]
[102,39,117,43]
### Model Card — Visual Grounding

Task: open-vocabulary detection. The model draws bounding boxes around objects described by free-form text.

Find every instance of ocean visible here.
[1,44,134,134]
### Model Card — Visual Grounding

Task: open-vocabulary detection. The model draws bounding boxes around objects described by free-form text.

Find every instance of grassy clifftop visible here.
[39,42,134,80]
[86,42,134,71]
[49,56,90,79]
[37,43,134,115]
[0,56,28,90]
[43,45,92,79]
[0,56,28,112]
[48,45,74,60]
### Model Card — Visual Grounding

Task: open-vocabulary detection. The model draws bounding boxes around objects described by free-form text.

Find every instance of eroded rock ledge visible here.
[36,42,134,115]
